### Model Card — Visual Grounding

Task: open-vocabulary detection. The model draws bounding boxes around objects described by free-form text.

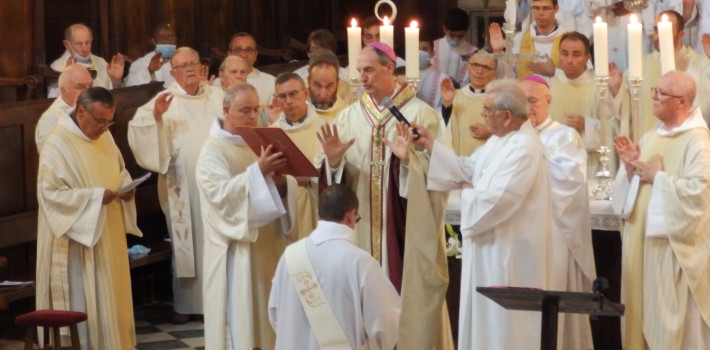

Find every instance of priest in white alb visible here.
[197,84,297,350]
[269,184,401,350]
[316,42,453,350]
[271,72,323,239]
[36,87,142,349]
[519,75,596,349]
[432,8,478,86]
[613,71,710,350]
[409,80,553,350]
[128,47,224,322]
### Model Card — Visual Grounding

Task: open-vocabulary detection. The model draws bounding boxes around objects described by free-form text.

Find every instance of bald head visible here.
[652,71,696,127]
[219,56,250,91]
[517,78,552,127]
[58,64,93,106]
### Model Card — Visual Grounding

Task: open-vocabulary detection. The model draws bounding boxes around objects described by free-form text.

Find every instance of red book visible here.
[235,127,319,177]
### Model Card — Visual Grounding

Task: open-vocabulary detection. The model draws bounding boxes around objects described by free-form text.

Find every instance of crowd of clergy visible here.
[32,0,710,348]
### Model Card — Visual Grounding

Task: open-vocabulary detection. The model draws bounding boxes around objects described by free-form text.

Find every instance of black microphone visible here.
[381,96,420,139]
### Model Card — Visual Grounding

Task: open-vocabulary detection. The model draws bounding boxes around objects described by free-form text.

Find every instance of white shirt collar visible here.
[209,118,247,146]
[309,220,357,246]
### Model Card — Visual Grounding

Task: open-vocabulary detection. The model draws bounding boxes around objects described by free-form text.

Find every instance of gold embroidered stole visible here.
[518,31,561,79]
[358,85,415,263]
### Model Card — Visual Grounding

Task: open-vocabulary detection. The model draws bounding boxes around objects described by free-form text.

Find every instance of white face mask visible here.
[419,51,431,69]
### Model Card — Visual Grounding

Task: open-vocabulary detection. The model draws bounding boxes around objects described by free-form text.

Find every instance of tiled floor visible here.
[134,302,205,350]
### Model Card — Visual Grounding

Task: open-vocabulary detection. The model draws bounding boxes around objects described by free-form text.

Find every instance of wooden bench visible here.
[0,82,170,313]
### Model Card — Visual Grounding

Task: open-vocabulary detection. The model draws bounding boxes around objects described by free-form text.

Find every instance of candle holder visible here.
[628,76,643,143]
[592,75,613,201]
[348,77,361,104]
[406,77,421,89]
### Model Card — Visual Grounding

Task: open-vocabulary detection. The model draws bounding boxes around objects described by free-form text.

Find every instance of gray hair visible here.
[219,55,247,73]
[486,79,529,120]
[76,87,115,111]
[223,83,258,109]
[170,47,200,67]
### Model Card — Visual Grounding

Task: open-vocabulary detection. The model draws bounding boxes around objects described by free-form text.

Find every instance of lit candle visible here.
[593,17,608,77]
[347,18,362,80]
[380,16,394,49]
[405,21,419,79]
[627,15,643,79]
[658,14,675,74]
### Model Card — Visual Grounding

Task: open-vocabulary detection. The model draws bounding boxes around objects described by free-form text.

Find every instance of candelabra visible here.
[623,0,649,11]
[592,76,613,201]
[628,77,643,143]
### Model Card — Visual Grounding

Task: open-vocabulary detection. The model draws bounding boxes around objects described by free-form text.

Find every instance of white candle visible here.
[658,14,675,74]
[405,21,419,79]
[593,17,608,76]
[627,15,643,78]
[347,18,361,80]
[380,16,394,49]
[504,0,517,31]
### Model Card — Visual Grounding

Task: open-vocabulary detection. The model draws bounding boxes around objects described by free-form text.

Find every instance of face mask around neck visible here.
[73,52,92,64]
[446,37,463,47]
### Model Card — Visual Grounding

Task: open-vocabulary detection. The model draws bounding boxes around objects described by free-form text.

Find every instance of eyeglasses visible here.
[172,62,200,71]
[275,89,304,101]
[356,213,362,223]
[651,87,683,99]
[468,62,495,72]
[84,107,115,127]
[230,47,257,54]
[481,106,503,117]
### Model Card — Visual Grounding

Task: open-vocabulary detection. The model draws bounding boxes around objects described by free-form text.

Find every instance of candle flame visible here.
[351,18,357,28]
[410,20,418,29]
[630,14,637,23]
[661,14,668,22]
[595,16,602,24]
[383,16,390,26]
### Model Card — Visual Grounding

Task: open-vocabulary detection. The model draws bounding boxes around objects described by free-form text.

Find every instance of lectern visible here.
[477,286,624,350]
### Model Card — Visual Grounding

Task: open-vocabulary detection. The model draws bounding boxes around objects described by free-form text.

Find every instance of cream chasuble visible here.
[447,86,486,156]
[428,122,553,350]
[613,109,710,350]
[536,118,595,350]
[614,47,710,140]
[197,119,297,350]
[36,117,142,350]
[318,85,453,350]
[272,105,324,239]
[128,81,223,314]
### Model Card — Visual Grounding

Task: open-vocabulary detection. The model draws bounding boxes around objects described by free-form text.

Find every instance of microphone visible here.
[381,96,419,139]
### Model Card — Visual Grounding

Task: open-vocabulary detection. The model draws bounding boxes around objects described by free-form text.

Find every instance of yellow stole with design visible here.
[517,31,562,79]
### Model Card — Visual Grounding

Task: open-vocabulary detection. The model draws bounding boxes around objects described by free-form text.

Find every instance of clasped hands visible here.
[613,135,663,184]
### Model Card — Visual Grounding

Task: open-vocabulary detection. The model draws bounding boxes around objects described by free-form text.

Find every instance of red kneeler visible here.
[14,310,87,350]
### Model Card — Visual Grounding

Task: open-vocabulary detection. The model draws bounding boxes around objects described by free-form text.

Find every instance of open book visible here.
[235,127,319,177]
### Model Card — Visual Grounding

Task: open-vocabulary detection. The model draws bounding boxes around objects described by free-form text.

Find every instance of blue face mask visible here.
[155,44,177,59]
[419,51,431,69]
[446,37,462,47]
[73,52,92,64]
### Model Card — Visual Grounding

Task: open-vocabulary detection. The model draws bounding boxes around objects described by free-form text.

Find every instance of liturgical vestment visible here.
[36,117,142,349]
[428,122,553,350]
[197,119,297,350]
[536,118,596,349]
[319,85,454,350]
[128,81,223,314]
[613,108,710,350]
[447,86,486,156]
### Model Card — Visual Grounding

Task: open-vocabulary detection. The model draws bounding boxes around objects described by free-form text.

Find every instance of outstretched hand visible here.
[317,124,354,167]
[153,92,174,121]
[613,135,640,178]
[489,22,506,53]
[440,78,456,108]
[199,64,215,85]
[148,51,168,73]
[382,121,414,164]
[107,53,125,87]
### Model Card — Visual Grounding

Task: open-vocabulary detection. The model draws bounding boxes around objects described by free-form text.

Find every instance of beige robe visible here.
[271,106,323,239]
[36,117,142,349]
[128,81,223,314]
[319,85,454,350]
[197,119,296,350]
[614,108,710,350]
[447,86,486,157]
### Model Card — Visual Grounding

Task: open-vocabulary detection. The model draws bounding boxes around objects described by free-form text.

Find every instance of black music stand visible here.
[476,286,625,350]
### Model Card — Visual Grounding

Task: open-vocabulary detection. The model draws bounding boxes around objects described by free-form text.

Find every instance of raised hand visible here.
[266,98,282,124]
[613,135,640,178]
[148,51,167,73]
[440,78,456,108]
[382,121,414,164]
[316,124,354,167]
[470,123,491,140]
[107,53,125,86]
[199,64,216,85]
[489,22,506,53]
[258,145,287,176]
[608,62,623,97]
[153,92,174,121]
